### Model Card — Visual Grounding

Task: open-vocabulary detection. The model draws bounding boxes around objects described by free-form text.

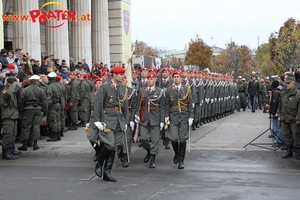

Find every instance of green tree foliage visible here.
[184,36,212,69]
[269,18,300,71]
[132,40,159,57]
[255,43,283,77]
[213,42,253,77]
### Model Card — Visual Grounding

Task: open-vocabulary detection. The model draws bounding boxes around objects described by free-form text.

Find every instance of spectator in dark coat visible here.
[0,49,9,69]
[247,75,260,112]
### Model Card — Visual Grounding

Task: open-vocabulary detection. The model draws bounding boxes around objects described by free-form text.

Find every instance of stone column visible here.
[91,0,110,65]
[13,0,41,60]
[70,0,92,69]
[45,0,69,63]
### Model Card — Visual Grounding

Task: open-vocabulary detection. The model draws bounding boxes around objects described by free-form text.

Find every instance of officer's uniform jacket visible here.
[158,77,173,89]
[165,84,194,124]
[93,80,129,131]
[137,86,165,127]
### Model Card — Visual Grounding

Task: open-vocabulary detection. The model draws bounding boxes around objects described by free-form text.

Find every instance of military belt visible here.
[238,90,245,93]
[142,106,159,111]
[170,105,187,109]
[103,107,122,112]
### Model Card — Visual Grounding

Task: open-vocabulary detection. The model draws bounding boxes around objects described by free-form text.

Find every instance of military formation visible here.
[85,66,240,182]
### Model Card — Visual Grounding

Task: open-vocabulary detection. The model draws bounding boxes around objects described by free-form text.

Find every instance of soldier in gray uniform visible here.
[131,69,140,91]
[78,73,90,127]
[86,78,102,162]
[157,67,173,149]
[1,78,19,160]
[120,75,138,168]
[139,67,149,90]
[136,72,165,168]
[165,70,194,169]
[46,72,62,142]
[55,75,67,137]
[67,71,79,130]
[18,75,48,151]
[93,66,128,182]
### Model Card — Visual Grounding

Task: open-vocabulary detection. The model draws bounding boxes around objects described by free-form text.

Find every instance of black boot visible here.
[172,141,179,164]
[195,121,200,128]
[117,147,124,162]
[2,148,17,160]
[178,142,186,169]
[33,140,40,151]
[103,150,117,182]
[203,118,207,124]
[282,146,293,158]
[57,132,61,141]
[47,132,58,142]
[144,149,151,163]
[95,143,109,178]
[90,141,100,162]
[294,147,300,160]
[192,122,196,130]
[149,154,156,168]
[60,129,64,137]
[200,119,203,126]
[165,139,170,149]
[68,123,78,130]
[18,140,28,151]
[122,154,129,168]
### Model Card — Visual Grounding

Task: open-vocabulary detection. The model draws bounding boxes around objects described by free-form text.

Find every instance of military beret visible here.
[149,67,156,73]
[111,66,125,74]
[55,75,61,81]
[161,67,169,73]
[140,67,148,72]
[147,72,156,78]
[94,78,102,84]
[68,71,75,76]
[172,70,181,77]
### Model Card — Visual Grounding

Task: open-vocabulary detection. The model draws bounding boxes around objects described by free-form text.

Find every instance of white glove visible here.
[215,98,217,102]
[86,123,89,128]
[135,115,140,123]
[236,96,239,99]
[205,98,209,103]
[160,123,164,130]
[210,99,214,103]
[201,100,203,104]
[188,118,193,126]
[124,124,127,132]
[200,103,203,106]
[165,117,170,125]
[94,122,103,131]
[192,103,195,108]
[218,98,221,102]
[130,121,135,131]
[221,98,223,101]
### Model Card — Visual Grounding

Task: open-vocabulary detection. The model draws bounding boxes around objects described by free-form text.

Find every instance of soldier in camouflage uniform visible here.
[78,73,90,127]
[237,76,247,111]
[67,71,79,130]
[18,75,48,151]
[45,72,62,142]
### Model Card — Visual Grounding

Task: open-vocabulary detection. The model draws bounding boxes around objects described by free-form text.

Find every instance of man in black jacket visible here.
[0,49,9,69]
[247,75,260,112]
[269,80,283,145]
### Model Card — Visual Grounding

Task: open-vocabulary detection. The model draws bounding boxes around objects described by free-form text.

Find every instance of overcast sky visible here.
[131,0,300,51]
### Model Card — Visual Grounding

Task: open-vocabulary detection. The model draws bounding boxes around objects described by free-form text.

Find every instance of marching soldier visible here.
[55,75,67,137]
[86,78,102,162]
[157,67,173,149]
[93,66,128,182]
[18,75,48,151]
[121,75,138,168]
[136,72,165,168]
[165,70,194,169]
[139,67,149,90]
[1,78,19,160]
[131,69,140,91]
[67,71,79,130]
